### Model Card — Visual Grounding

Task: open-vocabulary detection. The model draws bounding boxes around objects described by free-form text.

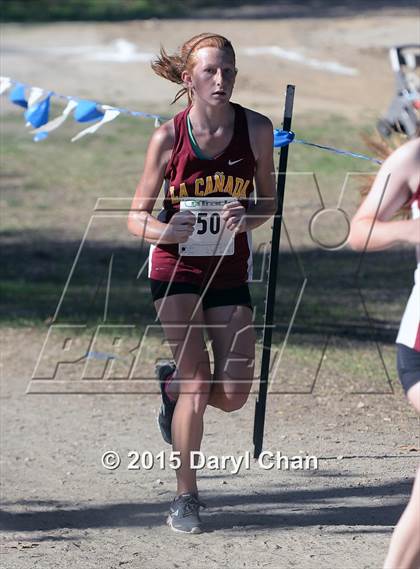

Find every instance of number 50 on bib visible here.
[179,197,236,257]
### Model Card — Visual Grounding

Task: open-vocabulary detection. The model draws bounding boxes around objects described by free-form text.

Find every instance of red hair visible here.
[151,33,236,105]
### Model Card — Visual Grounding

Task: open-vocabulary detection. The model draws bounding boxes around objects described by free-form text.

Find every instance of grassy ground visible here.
[0,108,413,393]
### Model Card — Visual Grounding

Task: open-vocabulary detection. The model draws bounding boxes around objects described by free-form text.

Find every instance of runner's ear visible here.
[181,69,193,88]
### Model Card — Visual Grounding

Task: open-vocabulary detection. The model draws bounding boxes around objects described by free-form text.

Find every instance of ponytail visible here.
[151,46,190,105]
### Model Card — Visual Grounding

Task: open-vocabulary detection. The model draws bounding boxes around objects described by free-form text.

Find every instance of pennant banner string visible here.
[1,76,383,163]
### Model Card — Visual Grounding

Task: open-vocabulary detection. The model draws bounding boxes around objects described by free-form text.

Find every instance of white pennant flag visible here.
[0,77,12,95]
[25,87,46,127]
[71,105,120,142]
[27,87,45,108]
[31,99,78,134]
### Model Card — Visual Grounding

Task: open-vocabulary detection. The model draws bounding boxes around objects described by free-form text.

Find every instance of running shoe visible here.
[167,492,206,534]
[155,360,177,445]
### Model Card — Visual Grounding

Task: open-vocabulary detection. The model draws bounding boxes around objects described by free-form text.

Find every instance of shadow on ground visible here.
[0,479,411,537]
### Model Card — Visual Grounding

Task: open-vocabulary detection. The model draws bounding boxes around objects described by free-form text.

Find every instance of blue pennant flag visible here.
[33,131,49,142]
[273,129,295,147]
[9,83,27,108]
[74,100,104,122]
[24,95,51,128]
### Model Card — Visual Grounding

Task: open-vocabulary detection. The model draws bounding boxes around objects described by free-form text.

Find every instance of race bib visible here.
[179,197,236,256]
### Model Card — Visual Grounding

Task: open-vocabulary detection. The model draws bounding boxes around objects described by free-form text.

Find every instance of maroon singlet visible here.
[148,102,256,289]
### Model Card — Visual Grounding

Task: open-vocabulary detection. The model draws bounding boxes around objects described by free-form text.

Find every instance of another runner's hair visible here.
[151,33,236,105]
[358,132,420,218]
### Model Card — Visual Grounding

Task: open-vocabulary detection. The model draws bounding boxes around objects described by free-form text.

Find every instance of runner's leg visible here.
[384,346,420,567]
[154,294,211,496]
[204,304,256,411]
[383,466,420,569]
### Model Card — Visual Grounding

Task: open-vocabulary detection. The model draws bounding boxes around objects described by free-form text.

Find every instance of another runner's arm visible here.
[245,113,277,231]
[348,139,420,252]
[127,122,195,245]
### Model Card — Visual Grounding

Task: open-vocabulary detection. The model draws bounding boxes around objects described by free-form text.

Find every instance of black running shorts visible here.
[396,343,420,394]
[149,279,253,312]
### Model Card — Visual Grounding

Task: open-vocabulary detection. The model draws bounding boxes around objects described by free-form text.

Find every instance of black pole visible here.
[253,85,295,459]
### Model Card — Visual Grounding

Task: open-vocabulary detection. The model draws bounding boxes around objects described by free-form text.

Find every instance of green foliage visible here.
[1,0,184,22]
[1,0,254,22]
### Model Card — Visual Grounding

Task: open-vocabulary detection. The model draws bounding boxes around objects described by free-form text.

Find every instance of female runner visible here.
[128,33,277,533]
[349,136,420,568]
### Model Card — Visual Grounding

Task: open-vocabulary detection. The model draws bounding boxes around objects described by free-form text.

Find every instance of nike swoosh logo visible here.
[228,159,243,166]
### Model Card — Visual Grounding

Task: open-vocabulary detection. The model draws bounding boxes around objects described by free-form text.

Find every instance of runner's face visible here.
[184,47,237,105]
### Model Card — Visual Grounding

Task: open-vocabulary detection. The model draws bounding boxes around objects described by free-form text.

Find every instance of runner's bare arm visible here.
[127,121,195,244]
[349,138,420,251]
[243,111,277,231]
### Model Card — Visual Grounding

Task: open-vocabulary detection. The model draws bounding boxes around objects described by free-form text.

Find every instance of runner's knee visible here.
[178,387,211,414]
[178,368,212,414]
[407,382,420,414]
[217,392,249,413]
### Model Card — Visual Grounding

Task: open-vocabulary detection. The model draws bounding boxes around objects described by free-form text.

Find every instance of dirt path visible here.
[1,326,419,569]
